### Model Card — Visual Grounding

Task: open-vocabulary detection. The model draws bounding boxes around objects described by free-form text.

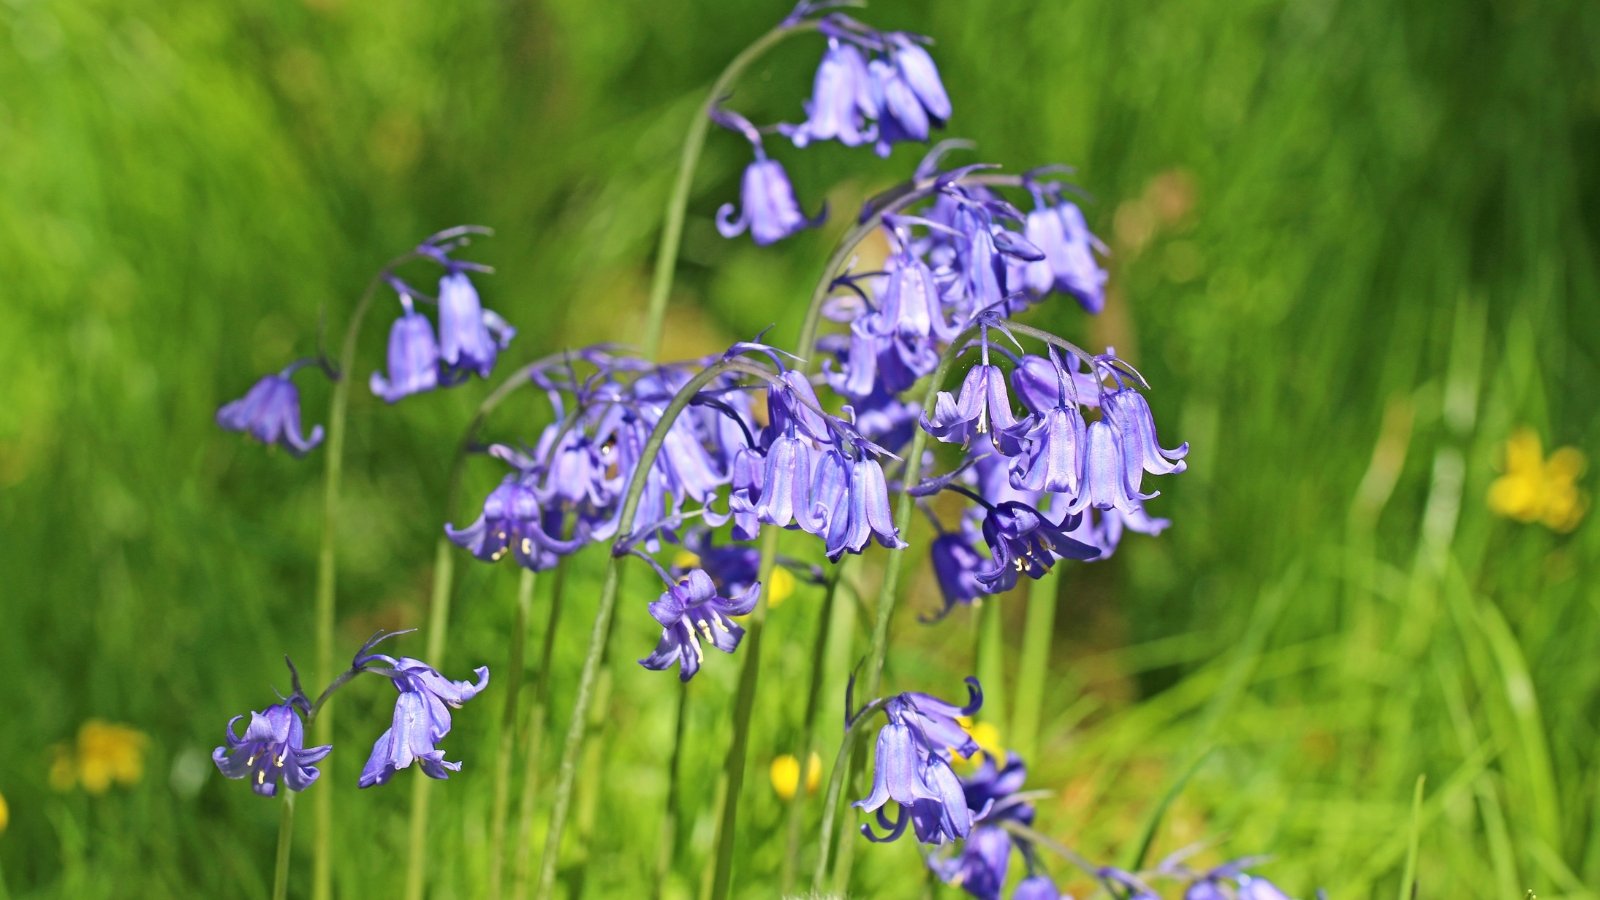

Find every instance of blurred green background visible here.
[2,0,1598,896]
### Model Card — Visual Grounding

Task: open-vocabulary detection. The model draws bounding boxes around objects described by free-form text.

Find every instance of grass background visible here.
[2,0,1598,896]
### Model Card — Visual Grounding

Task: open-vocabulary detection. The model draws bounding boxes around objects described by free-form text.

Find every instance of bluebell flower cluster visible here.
[711,6,954,247]
[371,234,513,403]
[212,633,488,796]
[850,676,982,845]
[216,227,512,455]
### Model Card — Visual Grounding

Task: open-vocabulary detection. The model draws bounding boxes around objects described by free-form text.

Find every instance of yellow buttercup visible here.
[50,720,149,795]
[1488,428,1588,532]
[769,752,822,800]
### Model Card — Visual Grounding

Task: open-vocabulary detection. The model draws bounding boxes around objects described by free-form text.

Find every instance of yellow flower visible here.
[672,550,702,570]
[1488,428,1589,532]
[0,788,9,834]
[769,752,822,800]
[951,718,1005,773]
[50,720,148,794]
[766,566,796,610]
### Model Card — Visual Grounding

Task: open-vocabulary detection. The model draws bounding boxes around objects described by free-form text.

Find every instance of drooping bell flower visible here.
[713,106,824,246]
[437,269,514,380]
[1069,419,1157,516]
[1023,187,1108,314]
[926,526,987,621]
[756,434,814,529]
[928,752,1038,899]
[783,37,877,148]
[854,677,983,845]
[216,360,326,456]
[867,33,951,157]
[1004,402,1088,496]
[356,656,489,787]
[445,476,567,571]
[806,448,906,561]
[370,296,443,403]
[213,701,331,797]
[975,500,1099,594]
[638,568,760,682]
[1102,386,1188,477]
[930,826,1012,900]
[922,363,1021,449]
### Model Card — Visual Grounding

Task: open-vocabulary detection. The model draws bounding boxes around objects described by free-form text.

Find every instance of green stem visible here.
[311,259,398,900]
[810,703,882,892]
[975,597,1008,736]
[535,359,769,900]
[512,563,569,900]
[706,528,782,900]
[403,538,457,900]
[779,563,846,894]
[489,569,539,900]
[639,18,820,358]
[273,793,296,900]
[1011,567,1060,762]
[652,682,691,899]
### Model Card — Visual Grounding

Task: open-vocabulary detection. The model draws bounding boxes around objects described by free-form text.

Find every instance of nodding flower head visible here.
[853,677,983,846]
[638,568,760,682]
[867,34,951,157]
[1023,187,1108,314]
[445,475,566,571]
[926,525,987,621]
[356,655,489,788]
[783,37,877,149]
[216,361,326,456]
[713,107,824,246]
[370,296,444,404]
[922,363,1021,449]
[213,700,331,797]
[928,752,1038,899]
[436,270,514,380]
[976,500,1099,594]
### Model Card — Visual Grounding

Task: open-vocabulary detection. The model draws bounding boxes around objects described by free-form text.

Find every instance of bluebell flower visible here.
[1012,876,1062,900]
[639,569,760,682]
[1102,386,1188,477]
[1069,419,1157,516]
[931,826,1012,899]
[445,476,568,570]
[976,500,1099,594]
[756,434,814,529]
[927,527,987,620]
[370,297,444,403]
[867,34,951,157]
[854,677,982,845]
[1023,188,1108,314]
[437,270,514,379]
[923,364,1021,448]
[216,361,325,456]
[357,656,489,787]
[1004,401,1088,496]
[888,34,951,124]
[806,448,906,561]
[930,753,1048,899]
[1011,353,1101,416]
[713,107,824,246]
[213,701,331,797]
[783,37,876,148]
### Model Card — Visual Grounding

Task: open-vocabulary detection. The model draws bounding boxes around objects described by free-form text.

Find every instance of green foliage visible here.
[2,0,1597,896]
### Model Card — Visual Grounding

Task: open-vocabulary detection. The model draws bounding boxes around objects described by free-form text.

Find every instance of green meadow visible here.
[1,0,1596,896]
